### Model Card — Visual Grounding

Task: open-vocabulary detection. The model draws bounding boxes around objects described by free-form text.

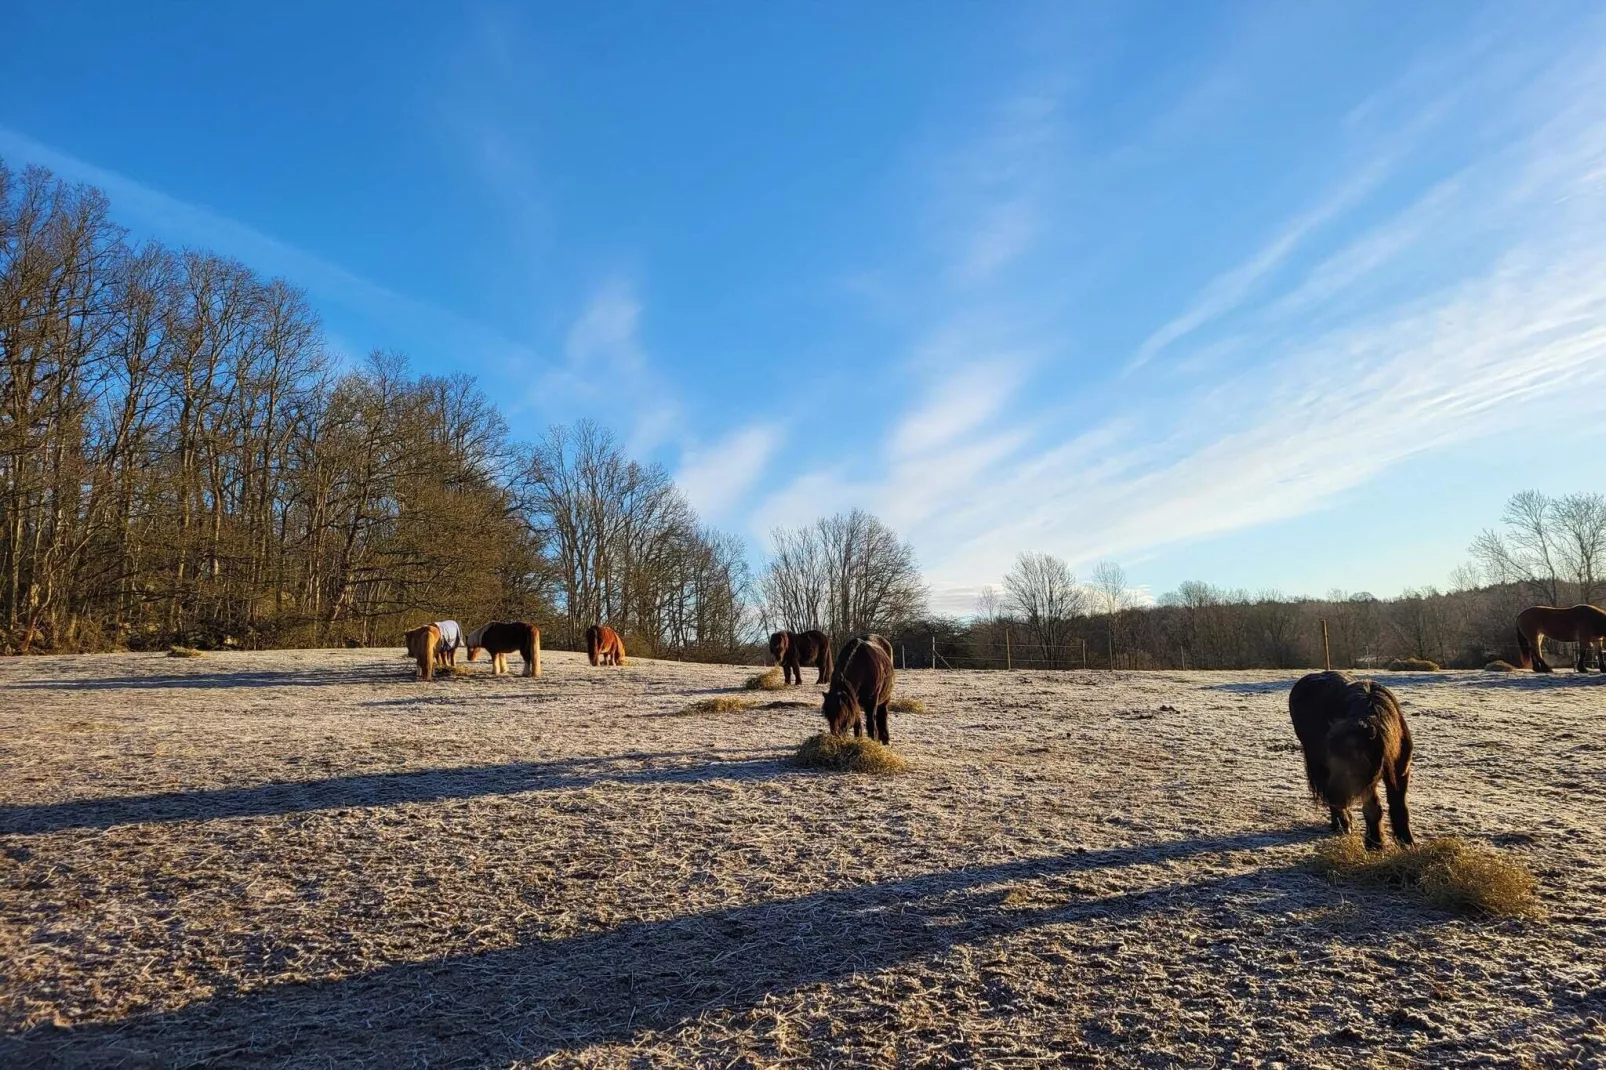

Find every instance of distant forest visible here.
[0,161,746,657]
[4,159,1601,667]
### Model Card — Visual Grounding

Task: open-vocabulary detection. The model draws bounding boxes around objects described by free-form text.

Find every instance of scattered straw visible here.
[790,732,909,774]
[744,667,786,691]
[1484,660,1517,672]
[678,695,755,716]
[888,697,928,714]
[166,645,203,658]
[1385,657,1439,672]
[1312,835,1540,917]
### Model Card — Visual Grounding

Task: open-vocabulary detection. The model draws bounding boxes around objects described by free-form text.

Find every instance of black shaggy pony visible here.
[769,629,833,685]
[1288,670,1414,850]
[822,634,895,744]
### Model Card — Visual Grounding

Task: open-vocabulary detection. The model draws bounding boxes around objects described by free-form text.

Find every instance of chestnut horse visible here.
[822,633,896,744]
[466,621,542,677]
[769,629,833,685]
[1289,671,1414,850]
[586,624,627,666]
[1515,604,1606,672]
[404,623,440,681]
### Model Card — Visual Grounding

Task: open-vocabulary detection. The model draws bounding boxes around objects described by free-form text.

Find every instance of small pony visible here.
[433,620,464,669]
[466,621,542,677]
[769,629,832,685]
[586,624,627,666]
[1288,670,1414,850]
[404,623,441,681]
[822,633,896,744]
[1515,604,1606,672]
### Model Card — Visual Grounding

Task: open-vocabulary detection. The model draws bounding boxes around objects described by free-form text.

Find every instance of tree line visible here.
[0,160,747,657]
[887,490,1606,672]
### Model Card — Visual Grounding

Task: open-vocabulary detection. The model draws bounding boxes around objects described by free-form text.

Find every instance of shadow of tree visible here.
[0,751,793,835]
[4,828,1390,1069]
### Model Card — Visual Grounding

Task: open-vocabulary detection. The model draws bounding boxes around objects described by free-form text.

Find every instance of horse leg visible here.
[1361,786,1386,851]
[1385,768,1413,846]
[1329,805,1351,834]
[1532,632,1552,673]
[875,703,891,745]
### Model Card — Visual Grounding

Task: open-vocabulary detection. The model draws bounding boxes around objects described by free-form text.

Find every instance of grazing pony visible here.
[769,629,833,685]
[433,620,464,669]
[585,624,627,666]
[1289,671,1414,850]
[404,623,441,681]
[466,621,542,677]
[822,633,896,744]
[1515,604,1606,672]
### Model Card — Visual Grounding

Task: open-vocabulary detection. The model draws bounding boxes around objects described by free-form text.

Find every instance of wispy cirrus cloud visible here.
[748,13,1606,614]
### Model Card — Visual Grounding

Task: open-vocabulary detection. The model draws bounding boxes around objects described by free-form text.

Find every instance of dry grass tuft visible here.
[888,696,928,714]
[166,645,203,658]
[1483,660,1518,672]
[442,663,471,677]
[678,695,755,716]
[1386,657,1440,672]
[790,731,909,774]
[1312,835,1540,917]
[744,667,786,691]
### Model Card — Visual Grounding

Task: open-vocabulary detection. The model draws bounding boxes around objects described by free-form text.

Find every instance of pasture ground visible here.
[1,650,1603,1068]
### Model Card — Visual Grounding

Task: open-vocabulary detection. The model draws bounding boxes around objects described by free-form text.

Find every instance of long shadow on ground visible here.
[1209,671,1606,697]
[4,666,413,691]
[0,752,792,835]
[3,827,1392,1069]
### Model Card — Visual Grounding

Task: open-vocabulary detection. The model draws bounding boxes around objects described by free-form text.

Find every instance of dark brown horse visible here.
[1289,671,1414,850]
[404,623,440,681]
[586,624,627,666]
[822,633,896,744]
[769,629,833,685]
[1515,604,1606,672]
[466,621,542,677]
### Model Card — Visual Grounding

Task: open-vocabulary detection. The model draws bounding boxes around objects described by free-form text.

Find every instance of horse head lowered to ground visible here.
[1288,670,1414,850]
[465,621,542,677]
[821,633,895,744]
[769,629,833,685]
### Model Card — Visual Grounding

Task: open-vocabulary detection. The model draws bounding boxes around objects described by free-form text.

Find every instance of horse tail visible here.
[1515,626,1533,670]
[820,637,834,681]
[586,625,600,666]
[525,624,541,678]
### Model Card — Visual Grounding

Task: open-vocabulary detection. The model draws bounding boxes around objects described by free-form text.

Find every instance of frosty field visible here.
[1,649,1603,1068]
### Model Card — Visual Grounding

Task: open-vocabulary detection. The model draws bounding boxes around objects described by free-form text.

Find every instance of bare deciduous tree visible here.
[760,509,926,641]
[1002,551,1084,667]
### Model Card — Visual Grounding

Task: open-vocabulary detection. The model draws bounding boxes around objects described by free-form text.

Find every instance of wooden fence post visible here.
[1005,627,1011,671]
[931,635,936,670]
[1321,619,1332,671]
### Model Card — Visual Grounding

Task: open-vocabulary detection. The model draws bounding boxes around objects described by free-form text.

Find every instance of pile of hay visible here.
[678,695,754,716]
[791,732,909,774]
[888,696,928,713]
[442,663,471,677]
[1312,835,1540,917]
[1483,660,1518,672]
[1386,657,1440,672]
[744,667,786,691]
[166,645,203,658]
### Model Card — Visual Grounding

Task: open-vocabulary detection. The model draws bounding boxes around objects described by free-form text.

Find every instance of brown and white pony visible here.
[1516,604,1606,672]
[466,621,542,677]
[769,629,832,685]
[585,624,627,666]
[404,623,441,681]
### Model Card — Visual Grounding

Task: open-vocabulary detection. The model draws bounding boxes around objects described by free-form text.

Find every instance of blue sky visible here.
[6,2,1606,613]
